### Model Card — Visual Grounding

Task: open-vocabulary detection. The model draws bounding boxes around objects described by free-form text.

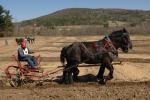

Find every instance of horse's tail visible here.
[60,46,67,67]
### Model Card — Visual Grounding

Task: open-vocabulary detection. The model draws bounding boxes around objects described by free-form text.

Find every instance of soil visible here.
[0,82,149,100]
[0,35,150,100]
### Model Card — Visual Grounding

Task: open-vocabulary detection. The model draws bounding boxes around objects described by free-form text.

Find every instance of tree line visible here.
[0,5,13,37]
[21,8,150,28]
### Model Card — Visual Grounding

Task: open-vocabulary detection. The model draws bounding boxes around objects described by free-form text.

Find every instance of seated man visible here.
[18,39,38,69]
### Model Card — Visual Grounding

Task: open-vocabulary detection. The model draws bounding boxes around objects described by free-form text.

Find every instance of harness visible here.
[103,37,117,52]
[79,37,118,61]
[92,37,117,53]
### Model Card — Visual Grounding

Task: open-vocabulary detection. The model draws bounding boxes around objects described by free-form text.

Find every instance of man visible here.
[18,39,38,69]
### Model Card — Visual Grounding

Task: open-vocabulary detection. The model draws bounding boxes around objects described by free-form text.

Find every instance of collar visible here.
[104,37,116,51]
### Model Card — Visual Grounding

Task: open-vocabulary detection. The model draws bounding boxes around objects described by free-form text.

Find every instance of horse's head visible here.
[110,28,132,53]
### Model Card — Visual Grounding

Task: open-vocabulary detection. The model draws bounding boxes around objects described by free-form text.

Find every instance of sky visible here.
[0,0,150,22]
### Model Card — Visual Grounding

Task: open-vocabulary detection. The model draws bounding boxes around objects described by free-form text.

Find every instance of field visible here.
[0,35,150,100]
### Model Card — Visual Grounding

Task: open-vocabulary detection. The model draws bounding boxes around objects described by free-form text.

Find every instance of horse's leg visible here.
[62,69,71,84]
[62,63,73,84]
[97,64,106,84]
[72,67,79,81]
[97,56,110,84]
[62,70,68,83]
[105,64,114,80]
[62,64,69,84]
[70,60,80,81]
[68,70,73,84]
[67,62,80,83]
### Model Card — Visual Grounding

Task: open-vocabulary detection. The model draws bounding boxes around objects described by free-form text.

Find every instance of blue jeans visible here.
[21,55,38,68]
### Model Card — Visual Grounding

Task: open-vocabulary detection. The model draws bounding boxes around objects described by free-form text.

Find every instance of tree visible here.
[0,5,13,37]
[0,5,5,30]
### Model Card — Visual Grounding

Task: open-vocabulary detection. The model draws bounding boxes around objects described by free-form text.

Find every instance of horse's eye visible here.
[123,37,128,43]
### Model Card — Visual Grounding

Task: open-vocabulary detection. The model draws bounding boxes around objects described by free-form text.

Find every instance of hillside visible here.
[13,8,150,36]
[20,8,150,27]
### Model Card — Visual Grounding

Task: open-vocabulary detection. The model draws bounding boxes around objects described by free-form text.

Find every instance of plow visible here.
[0,55,122,88]
[0,55,63,87]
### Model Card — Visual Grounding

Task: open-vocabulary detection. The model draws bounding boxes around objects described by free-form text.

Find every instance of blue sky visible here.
[0,0,150,22]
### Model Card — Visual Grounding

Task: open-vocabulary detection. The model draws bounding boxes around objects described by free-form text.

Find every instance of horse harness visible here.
[79,37,118,61]
[92,37,117,53]
[62,40,118,71]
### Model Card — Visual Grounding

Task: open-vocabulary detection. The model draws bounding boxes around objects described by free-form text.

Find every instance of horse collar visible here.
[104,37,116,51]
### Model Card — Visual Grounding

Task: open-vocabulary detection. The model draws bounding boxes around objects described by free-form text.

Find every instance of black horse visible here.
[60,28,132,84]
[25,36,35,44]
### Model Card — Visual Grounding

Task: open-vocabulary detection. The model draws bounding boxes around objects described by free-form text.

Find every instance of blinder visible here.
[120,32,131,52]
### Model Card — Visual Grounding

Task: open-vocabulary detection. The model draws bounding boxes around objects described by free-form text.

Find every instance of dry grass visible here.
[0,35,150,82]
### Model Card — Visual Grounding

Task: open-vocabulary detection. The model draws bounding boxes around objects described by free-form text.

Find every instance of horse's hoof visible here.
[108,76,113,80]
[63,79,73,84]
[63,79,70,84]
[104,76,113,80]
[98,79,106,85]
[73,76,79,82]
[61,78,70,84]
[64,81,73,84]
[64,82,70,84]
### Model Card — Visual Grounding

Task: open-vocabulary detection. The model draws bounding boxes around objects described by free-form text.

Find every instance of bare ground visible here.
[0,35,150,100]
[0,82,149,100]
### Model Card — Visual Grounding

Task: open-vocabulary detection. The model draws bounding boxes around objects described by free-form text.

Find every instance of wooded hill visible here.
[13,8,150,36]
[20,8,150,27]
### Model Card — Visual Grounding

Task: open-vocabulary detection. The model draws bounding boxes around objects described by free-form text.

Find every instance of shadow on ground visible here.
[50,74,98,84]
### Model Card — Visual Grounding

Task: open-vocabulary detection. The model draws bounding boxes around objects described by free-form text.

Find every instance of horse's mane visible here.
[109,28,127,37]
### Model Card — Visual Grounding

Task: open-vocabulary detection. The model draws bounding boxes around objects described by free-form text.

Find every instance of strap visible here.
[104,37,117,52]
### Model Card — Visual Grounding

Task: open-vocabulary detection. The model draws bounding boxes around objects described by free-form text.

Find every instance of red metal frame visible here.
[4,54,64,88]
[5,55,49,81]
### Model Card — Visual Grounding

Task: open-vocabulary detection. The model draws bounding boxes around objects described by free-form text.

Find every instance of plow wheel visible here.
[9,76,22,87]
[5,65,26,87]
